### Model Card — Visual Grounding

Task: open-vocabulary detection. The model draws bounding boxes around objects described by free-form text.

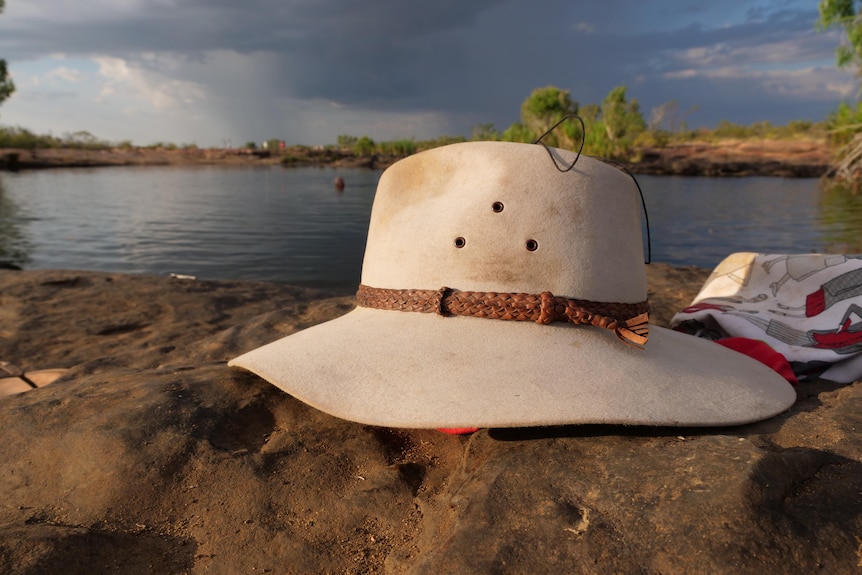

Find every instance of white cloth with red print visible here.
[670,253,862,384]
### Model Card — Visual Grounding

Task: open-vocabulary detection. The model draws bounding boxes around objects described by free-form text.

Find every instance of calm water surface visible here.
[642,175,862,267]
[1,166,861,290]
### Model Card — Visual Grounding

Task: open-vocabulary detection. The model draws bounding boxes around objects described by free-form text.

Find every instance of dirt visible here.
[624,138,830,177]
[0,266,860,574]
[0,138,832,177]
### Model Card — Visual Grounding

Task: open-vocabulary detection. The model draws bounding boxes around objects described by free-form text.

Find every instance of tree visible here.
[470,123,499,141]
[818,0,862,71]
[336,134,358,150]
[499,85,647,159]
[500,122,533,143]
[0,0,15,110]
[578,103,613,157]
[520,86,580,148]
[353,135,375,157]
[600,85,645,157]
[818,1,862,180]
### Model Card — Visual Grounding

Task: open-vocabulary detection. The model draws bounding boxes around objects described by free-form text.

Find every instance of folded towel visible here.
[671,253,862,383]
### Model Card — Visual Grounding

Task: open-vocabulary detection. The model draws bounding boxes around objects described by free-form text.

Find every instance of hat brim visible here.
[229,306,796,428]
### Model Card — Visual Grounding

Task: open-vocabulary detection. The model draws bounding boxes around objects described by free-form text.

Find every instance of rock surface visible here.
[0,266,860,574]
[626,139,830,177]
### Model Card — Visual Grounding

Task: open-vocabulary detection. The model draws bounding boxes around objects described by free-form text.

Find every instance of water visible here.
[1,166,861,290]
[640,175,862,266]
[0,166,379,290]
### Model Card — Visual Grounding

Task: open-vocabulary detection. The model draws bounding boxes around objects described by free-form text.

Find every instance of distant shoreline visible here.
[0,138,831,178]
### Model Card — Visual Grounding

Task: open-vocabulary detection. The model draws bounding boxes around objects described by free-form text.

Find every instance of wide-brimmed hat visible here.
[229,141,795,428]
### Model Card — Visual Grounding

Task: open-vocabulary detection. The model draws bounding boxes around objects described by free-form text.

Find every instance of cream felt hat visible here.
[229,141,796,428]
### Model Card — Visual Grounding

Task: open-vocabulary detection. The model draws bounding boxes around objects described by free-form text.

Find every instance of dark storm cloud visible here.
[0,0,503,63]
[0,0,849,134]
[1,0,508,107]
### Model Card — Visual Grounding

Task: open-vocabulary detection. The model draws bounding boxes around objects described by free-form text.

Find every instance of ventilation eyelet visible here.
[454,237,466,248]
[492,201,504,213]
[526,239,539,252]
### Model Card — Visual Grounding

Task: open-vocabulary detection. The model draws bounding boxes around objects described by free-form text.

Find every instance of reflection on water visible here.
[639,175,862,269]
[1,166,379,289]
[0,177,32,267]
[1,166,862,286]
[818,182,862,254]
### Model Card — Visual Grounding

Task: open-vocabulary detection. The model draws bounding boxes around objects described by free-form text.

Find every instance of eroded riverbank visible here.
[0,137,832,177]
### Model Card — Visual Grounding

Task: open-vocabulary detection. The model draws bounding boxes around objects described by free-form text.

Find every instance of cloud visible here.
[93,55,207,110]
[572,21,598,35]
[0,0,852,146]
[665,64,854,99]
[44,66,86,83]
[654,16,855,105]
[669,35,839,70]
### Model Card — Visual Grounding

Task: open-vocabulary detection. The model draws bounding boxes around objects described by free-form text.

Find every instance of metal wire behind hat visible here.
[533,114,652,264]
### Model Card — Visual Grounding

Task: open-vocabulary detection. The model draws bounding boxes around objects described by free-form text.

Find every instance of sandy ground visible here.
[1,265,860,573]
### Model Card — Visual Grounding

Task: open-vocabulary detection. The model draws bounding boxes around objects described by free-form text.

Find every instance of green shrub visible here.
[353,136,375,156]
[500,123,533,143]
[0,126,60,148]
[827,101,862,146]
[280,154,303,165]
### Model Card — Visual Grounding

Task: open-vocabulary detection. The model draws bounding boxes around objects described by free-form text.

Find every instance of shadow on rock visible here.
[0,523,196,575]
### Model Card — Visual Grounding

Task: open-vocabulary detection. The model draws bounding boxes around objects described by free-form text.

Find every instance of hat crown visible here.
[361,141,647,303]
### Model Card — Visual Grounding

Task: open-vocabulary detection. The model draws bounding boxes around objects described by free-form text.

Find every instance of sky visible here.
[0,0,856,148]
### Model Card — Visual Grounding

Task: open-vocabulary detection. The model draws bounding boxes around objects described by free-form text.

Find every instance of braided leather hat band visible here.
[356,284,650,348]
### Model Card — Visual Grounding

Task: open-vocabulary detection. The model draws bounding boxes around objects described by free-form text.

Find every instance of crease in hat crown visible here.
[356,140,648,327]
